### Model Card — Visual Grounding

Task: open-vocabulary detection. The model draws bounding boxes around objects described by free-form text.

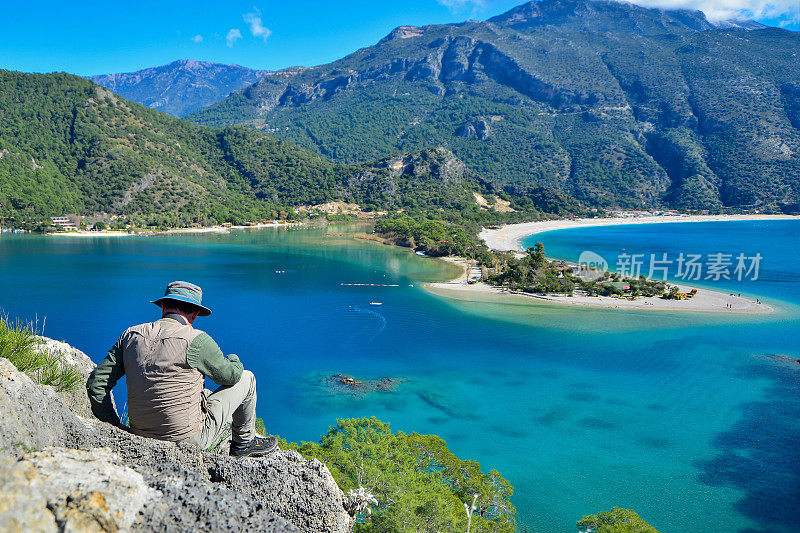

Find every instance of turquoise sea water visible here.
[1,221,798,533]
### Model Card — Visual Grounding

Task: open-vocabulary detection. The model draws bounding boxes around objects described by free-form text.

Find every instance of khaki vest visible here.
[121,316,204,442]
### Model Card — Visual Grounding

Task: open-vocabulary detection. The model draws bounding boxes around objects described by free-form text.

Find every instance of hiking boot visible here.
[230,436,279,458]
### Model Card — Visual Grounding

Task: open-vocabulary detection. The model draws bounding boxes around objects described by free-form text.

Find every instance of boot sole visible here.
[230,442,279,458]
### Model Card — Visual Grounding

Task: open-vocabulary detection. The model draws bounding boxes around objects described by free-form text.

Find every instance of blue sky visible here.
[1,0,797,76]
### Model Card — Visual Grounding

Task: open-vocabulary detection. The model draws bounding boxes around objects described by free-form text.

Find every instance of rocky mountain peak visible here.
[382,25,426,42]
[488,0,714,32]
[186,0,799,211]
[713,19,769,30]
[90,60,270,117]
[173,58,206,70]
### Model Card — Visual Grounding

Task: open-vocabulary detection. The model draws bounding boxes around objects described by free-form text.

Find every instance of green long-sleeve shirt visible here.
[86,314,244,427]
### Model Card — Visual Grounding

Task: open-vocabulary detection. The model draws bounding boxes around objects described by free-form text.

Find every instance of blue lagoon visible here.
[1,220,798,532]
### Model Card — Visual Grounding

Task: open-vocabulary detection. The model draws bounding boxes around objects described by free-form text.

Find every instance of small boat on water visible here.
[369,302,383,306]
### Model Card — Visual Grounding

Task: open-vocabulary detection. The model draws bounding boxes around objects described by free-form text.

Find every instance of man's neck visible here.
[163,312,191,326]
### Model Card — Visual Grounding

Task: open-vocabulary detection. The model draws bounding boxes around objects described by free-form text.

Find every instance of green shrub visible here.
[578,507,659,533]
[0,316,83,392]
[284,417,516,532]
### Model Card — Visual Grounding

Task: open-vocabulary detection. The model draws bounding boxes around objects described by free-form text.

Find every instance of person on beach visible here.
[86,281,277,458]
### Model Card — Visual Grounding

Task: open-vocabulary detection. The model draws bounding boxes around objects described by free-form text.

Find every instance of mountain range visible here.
[6,0,800,222]
[180,0,800,212]
[89,60,269,117]
[1,70,578,228]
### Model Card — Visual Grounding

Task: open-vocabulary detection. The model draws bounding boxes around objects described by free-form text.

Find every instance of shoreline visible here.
[427,256,774,314]
[426,275,774,314]
[42,216,788,315]
[479,214,798,252]
[45,221,302,237]
[425,214,797,314]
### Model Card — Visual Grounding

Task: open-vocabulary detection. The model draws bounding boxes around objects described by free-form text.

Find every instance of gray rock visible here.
[34,336,97,418]
[34,337,96,378]
[137,473,299,532]
[70,423,350,532]
[0,358,88,454]
[208,450,352,533]
[0,447,157,532]
[68,424,300,532]
[0,344,351,532]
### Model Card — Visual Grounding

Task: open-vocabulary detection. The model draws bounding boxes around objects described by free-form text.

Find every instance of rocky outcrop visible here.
[0,447,157,532]
[384,147,468,184]
[0,345,352,532]
[0,358,87,452]
[207,451,351,533]
[34,336,97,418]
[456,118,491,140]
[34,337,96,377]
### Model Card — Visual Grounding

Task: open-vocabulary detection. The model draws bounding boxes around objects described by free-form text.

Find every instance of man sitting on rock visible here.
[87,281,277,458]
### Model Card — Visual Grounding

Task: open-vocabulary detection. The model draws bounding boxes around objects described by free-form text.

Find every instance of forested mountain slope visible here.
[190,0,800,212]
[0,70,580,227]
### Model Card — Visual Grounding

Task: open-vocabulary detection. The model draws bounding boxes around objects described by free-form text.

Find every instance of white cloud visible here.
[226,28,242,47]
[437,0,486,13]
[244,10,272,42]
[191,34,203,43]
[625,0,800,23]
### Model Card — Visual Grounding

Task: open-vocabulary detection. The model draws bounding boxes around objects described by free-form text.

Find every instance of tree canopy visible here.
[577,507,660,533]
[287,417,516,533]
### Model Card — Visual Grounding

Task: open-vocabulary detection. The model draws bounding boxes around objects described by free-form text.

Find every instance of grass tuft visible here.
[208,422,232,454]
[0,315,83,392]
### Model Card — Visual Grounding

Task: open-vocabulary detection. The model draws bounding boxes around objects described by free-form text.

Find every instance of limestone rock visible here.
[35,336,96,378]
[0,358,87,453]
[208,450,352,533]
[138,473,299,532]
[35,336,97,418]
[0,342,350,532]
[0,447,156,532]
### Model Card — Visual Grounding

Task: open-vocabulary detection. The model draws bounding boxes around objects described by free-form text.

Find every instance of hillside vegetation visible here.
[0,70,584,228]
[191,0,800,212]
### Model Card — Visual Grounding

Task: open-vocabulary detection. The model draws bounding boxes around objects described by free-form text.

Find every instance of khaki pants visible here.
[186,370,257,451]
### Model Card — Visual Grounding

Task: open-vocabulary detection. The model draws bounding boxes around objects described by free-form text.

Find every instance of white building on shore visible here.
[51,216,78,231]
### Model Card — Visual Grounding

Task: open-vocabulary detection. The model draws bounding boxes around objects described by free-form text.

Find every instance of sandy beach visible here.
[479,214,798,252]
[48,221,301,237]
[427,276,773,313]
[428,219,779,315]
[48,230,132,237]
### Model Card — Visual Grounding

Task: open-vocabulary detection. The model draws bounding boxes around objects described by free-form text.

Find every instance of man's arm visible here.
[187,332,244,386]
[86,336,126,427]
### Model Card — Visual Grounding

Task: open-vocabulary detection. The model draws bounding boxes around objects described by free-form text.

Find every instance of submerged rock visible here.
[328,373,404,395]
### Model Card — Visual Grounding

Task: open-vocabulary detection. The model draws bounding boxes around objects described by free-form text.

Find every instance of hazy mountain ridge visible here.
[189,0,800,212]
[90,60,270,117]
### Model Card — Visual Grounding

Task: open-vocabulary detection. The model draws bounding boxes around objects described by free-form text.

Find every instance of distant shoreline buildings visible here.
[50,216,78,231]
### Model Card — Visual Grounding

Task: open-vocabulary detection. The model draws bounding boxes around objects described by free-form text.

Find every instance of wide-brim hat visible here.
[151,280,212,316]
